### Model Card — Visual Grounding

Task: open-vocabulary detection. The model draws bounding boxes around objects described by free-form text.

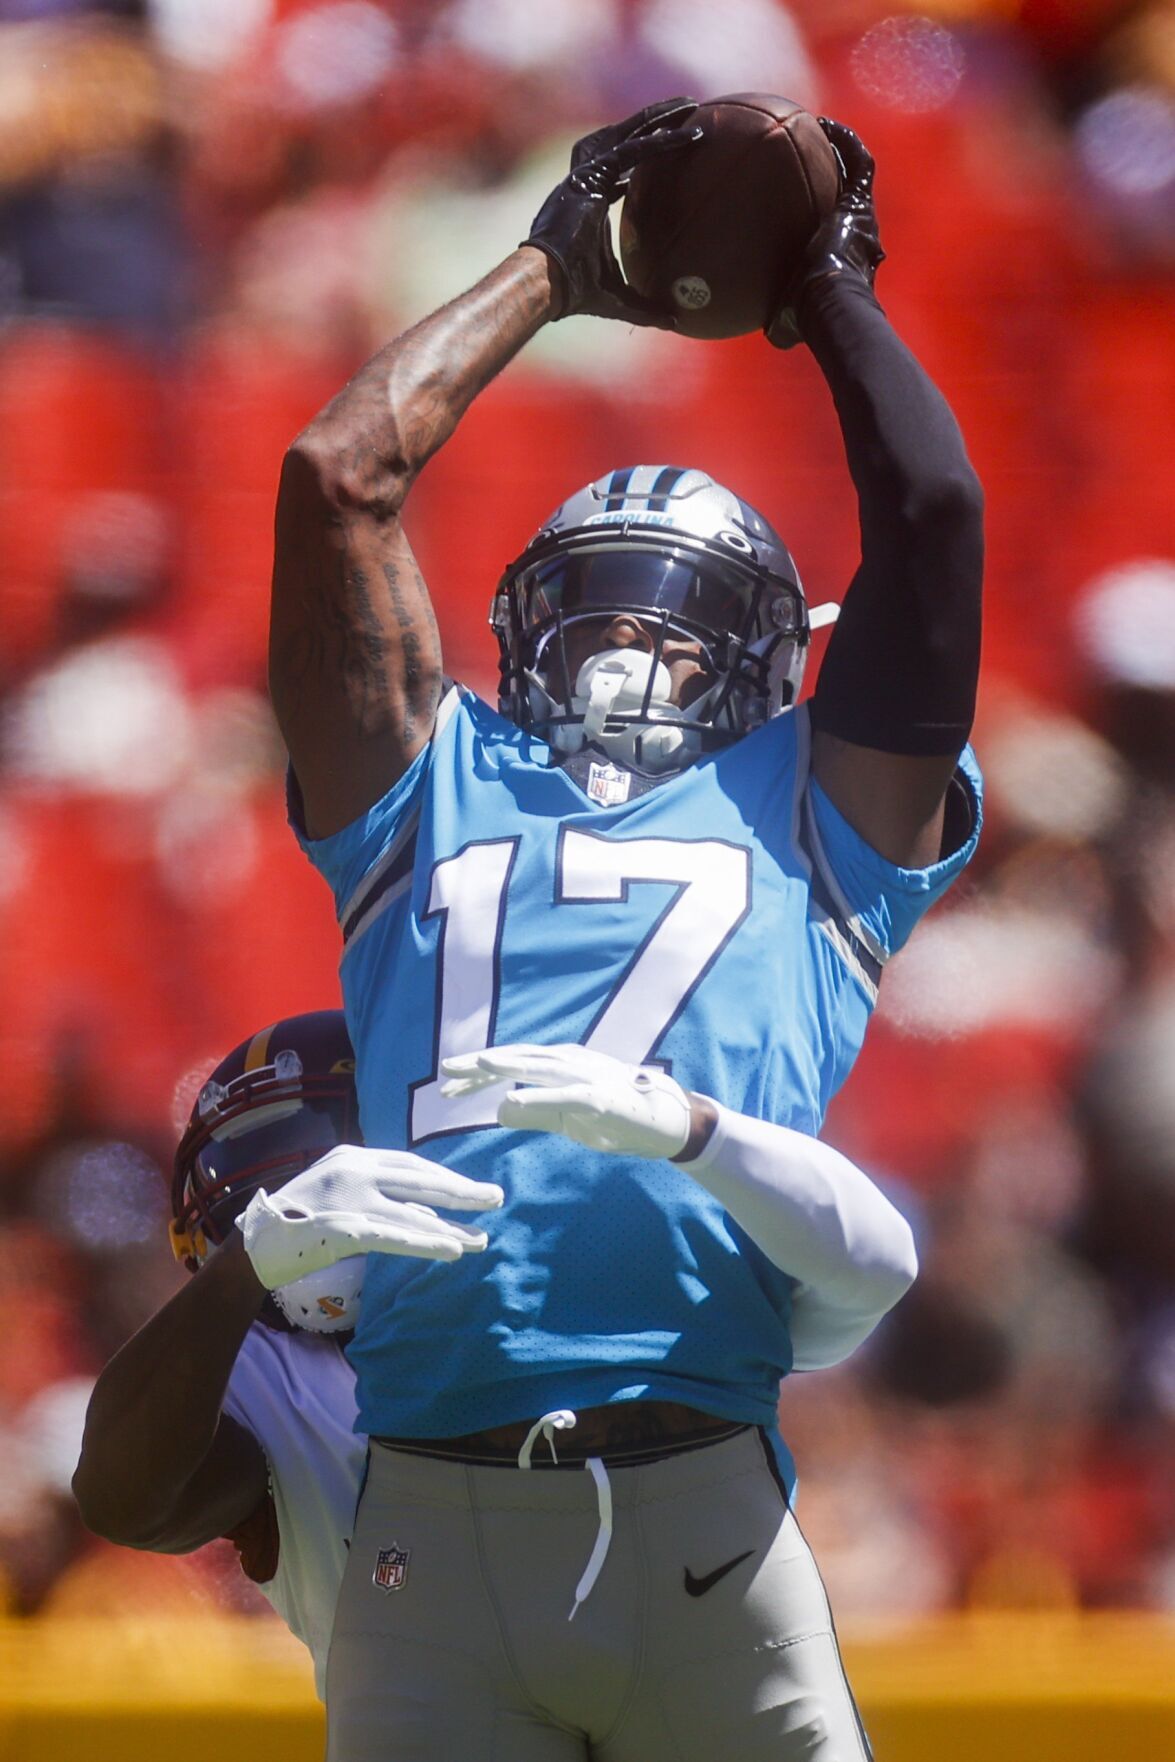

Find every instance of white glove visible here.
[441,1044,693,1159]
[236,1145,503,1290]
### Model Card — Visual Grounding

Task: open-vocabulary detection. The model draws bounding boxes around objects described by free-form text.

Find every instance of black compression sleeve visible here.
[801,275,984,757]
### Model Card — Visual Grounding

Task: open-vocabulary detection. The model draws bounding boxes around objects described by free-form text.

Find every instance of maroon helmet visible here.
[170,1010,360,1274]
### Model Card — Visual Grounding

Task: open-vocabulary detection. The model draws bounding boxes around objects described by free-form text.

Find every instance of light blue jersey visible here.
[295,686,981,1442]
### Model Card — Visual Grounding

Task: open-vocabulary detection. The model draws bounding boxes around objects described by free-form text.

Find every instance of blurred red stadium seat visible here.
[0,329,165,673]
[168,337,347,688]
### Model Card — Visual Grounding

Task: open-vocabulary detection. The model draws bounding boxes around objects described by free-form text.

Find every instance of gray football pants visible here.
[325,1425,872,1761]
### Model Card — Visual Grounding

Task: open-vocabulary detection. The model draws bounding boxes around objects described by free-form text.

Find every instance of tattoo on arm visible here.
[382,554,441,750]
[272,249,557,833]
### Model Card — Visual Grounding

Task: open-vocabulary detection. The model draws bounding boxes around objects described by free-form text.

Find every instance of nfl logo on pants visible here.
[373,1544,410,1592]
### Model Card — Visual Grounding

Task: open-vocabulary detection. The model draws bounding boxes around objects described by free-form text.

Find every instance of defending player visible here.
[72,1014,918,1716]
[270,101,982,1759]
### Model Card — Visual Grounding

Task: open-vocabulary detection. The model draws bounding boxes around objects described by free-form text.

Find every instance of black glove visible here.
[525,98,701,325]
[767,118,886,350]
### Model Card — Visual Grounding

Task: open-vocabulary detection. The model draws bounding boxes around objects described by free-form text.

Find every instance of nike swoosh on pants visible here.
[683,1549,755,1598]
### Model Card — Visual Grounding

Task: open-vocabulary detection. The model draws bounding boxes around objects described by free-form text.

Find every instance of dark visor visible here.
[190,1092,351,1193]
[521,551,757,636]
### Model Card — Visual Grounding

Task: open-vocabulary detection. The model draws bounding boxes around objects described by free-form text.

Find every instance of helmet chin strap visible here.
[525,643,737,773]
[569,649,692,771]
[576,649,675,741]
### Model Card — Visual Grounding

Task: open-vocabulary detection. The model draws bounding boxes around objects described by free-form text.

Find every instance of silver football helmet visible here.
[492,466,828,774]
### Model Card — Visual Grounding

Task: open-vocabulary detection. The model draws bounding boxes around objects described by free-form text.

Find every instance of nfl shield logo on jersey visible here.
[373,1543,410,1592]
[587,760,632,806]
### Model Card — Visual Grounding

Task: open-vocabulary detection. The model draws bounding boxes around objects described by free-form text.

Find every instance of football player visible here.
[72,1013,919,1721]
[269,101,983,1759]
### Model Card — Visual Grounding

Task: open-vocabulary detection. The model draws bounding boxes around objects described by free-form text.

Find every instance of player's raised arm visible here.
[770,122,984,869]
[271,100,699,839]
[271,253,554,838]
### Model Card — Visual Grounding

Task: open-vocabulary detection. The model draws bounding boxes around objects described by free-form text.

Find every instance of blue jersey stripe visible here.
[798,793,883,992]
[341,819,419,946]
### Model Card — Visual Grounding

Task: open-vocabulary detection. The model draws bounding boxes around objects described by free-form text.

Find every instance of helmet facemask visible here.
[494,529,810,775]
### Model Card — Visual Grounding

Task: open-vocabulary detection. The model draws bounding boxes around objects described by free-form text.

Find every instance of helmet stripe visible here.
[645,466,684,512]
[243,1023,276,1073]
[603,466,635,512]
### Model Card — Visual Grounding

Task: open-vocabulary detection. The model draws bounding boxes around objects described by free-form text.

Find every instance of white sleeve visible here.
[680,1105,918,1371]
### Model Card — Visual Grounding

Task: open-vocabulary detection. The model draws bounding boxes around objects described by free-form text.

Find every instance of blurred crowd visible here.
[0,0,1172,1625]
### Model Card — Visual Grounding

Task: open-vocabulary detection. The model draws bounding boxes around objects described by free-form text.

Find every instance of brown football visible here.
[619,94,841,340]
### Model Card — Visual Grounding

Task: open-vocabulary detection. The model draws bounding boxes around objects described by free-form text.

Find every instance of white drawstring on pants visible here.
[517,1409,614,1621]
